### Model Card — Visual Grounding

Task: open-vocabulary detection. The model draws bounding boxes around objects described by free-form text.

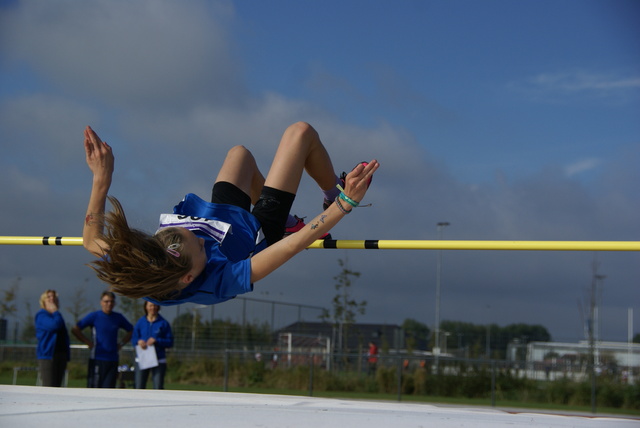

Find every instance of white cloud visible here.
[0,0,242,109]
[564,158,602,177]
[531,72,640,92]
[509,70,640,103]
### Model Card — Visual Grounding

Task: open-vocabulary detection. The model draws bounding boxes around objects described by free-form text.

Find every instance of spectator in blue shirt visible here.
[35,289,70,387]
[72,291,133,388]
[132,301,173,389]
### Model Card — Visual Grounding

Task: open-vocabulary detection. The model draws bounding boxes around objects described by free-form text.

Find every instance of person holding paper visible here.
[132,301,173,389]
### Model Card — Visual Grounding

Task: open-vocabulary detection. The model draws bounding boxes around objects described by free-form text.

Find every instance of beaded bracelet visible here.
[339,192,359,208]
[334,195,351,214]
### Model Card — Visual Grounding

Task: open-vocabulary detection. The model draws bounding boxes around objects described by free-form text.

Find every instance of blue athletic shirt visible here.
[145,193,267,306]
[76,310,133,361]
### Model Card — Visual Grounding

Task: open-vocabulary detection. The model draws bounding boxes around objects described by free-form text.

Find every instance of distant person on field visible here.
[132,301,173,389]
[367,341,378,375]
[72,291,133,388]
[35,289,70,387]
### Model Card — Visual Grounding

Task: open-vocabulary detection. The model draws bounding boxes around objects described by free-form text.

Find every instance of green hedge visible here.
[2,359,638,411]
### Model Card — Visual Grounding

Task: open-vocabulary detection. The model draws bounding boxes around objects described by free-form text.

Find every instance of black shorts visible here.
[211,182,295,246]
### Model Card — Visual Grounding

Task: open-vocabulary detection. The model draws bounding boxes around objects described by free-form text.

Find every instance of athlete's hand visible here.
[84,126,114,185]
[342,160,379,205]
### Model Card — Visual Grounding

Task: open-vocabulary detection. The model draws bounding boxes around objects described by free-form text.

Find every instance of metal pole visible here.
[223,349,229,392]
[628,308,634,384]
[397,355,403,402]
[491,360,496,407]
[434,222,449,364]
[308,353,314,397]
[191,308,196,352]
[486,324,491,359]
[271,302,275,332]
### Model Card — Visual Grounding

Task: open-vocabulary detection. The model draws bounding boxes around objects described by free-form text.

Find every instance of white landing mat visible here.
[1,385,638,428]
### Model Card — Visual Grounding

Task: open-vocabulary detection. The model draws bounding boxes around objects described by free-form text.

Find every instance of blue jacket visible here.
[35,309,70,361]
[131,314,173,362]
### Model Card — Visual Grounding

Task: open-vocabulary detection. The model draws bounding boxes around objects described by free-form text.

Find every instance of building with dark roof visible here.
[275,321,405,353]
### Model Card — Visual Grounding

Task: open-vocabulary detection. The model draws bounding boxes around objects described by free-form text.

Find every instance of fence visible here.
[2,343,638,409]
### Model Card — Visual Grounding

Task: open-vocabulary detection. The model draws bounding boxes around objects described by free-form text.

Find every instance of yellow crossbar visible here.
[1,236,639,251]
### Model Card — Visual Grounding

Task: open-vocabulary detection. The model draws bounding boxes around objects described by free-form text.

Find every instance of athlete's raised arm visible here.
[82,126,114,257]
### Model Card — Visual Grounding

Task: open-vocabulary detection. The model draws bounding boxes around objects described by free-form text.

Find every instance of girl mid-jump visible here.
[83,122,378,306]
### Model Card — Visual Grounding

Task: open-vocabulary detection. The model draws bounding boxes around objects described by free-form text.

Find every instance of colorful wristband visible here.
[334,196,351,214]
[339,192,359,208]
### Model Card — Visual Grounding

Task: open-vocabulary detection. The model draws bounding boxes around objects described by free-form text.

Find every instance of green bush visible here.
[168,356,225,384]
[623,381,640,410]
[247,360,266,385]
[599,379,624,408]
[413,368,428,395]
[374,366,395,394]
[545,377,575,405]
[459,368,490,398]
[495,370,524,401]
[401,372,414,395]
[570,381,592,407]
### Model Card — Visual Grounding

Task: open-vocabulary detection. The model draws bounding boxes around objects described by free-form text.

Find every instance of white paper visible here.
[136,344,159,370]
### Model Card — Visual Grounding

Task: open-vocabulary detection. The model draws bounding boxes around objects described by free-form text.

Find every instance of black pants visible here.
[211,182,295,246]
[87,359,118,388]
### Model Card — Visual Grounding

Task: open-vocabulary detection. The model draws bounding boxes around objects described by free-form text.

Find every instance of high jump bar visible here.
[1,236,639,251]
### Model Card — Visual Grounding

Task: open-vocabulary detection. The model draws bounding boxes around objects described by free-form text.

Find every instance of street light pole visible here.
[434,221,450,360]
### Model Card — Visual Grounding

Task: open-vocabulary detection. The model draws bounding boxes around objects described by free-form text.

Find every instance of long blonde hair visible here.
[89,196,192,301]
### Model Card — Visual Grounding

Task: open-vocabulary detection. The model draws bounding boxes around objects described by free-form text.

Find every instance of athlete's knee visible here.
[227,145,251,158]
[226,145,256,164]
[222,145,258,171]
[285,121,317,140]
[280,122,319,152]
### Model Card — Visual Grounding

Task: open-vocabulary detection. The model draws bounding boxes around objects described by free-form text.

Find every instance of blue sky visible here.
[233,1,640,182]
[0,0,638,345]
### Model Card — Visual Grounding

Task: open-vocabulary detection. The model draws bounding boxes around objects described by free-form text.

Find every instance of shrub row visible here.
[164,357,640,410]
[2,358,638,411]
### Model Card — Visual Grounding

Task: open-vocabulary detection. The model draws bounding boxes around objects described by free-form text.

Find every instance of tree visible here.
[439,320,552,359]
[320,258,367,353]
[172,311,202,350]
[0,277,20,319]
[66,280,93,323]
[170,312,272,350]
[402,318,430,352]
[439,321,482,353]
[501,323,551,344]
[0,277,20,342]
[118,296,144,323]
[21,300,36,343]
